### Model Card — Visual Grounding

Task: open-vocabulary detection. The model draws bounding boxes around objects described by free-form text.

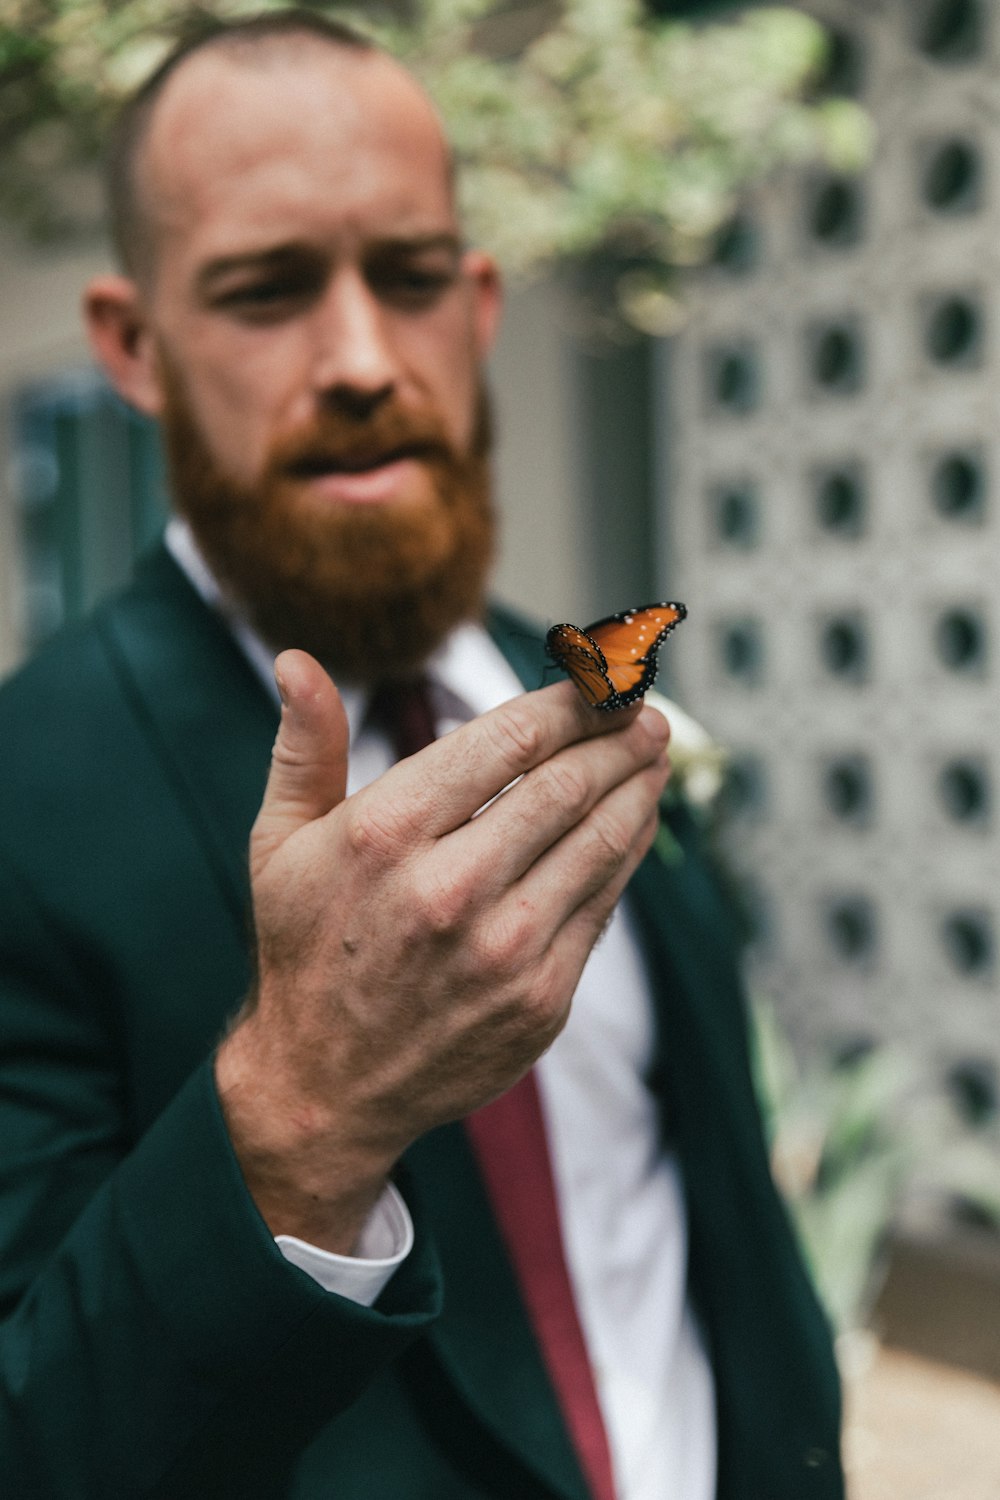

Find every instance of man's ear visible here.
[83,275,164,417]
[462,250,503,360]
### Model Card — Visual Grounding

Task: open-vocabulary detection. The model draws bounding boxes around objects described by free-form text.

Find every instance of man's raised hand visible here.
[215,649,671,1253]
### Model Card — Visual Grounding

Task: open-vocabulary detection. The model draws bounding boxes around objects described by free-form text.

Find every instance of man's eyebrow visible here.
[195,244,319,295]
[195,233,464,293]
[373,232,464,257]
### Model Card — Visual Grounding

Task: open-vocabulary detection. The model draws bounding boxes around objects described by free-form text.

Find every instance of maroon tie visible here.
[367,678,617,1500]
[367,677,439,764]
[465,1078,617,1500]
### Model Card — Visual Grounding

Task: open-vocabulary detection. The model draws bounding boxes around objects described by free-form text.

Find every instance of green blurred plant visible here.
[751,998,1000,1336]
[0,0,869,327]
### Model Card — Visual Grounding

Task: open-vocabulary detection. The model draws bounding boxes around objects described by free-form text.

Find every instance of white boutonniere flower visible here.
[641,690,728,867]
[643,690,728,811]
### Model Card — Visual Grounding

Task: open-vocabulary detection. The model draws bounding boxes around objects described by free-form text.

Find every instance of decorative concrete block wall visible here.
[663,0,1000,1088]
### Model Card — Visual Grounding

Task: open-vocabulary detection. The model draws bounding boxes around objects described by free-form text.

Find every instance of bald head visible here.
[105,11,451,286]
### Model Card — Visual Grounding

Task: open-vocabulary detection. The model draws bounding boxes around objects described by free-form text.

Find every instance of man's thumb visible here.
[251,649,349,874]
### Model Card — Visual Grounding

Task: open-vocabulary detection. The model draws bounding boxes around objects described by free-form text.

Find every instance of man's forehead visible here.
[141,44,453,250]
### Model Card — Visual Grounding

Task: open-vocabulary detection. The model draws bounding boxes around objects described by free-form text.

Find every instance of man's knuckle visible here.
[345,801,405,864]
[540,758,590,816]
[270,735,308,775]
[587,808,630,869]
[474,914,529,979]
[411,869,469,936]
[520,972,568,1045]
[491,702,544,770]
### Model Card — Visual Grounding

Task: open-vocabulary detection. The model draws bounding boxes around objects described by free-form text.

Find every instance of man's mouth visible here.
[287,442,436,478]
[284,444,437,505]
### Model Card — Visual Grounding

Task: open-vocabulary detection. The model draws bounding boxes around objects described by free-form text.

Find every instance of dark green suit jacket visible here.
[0,547,842,1499]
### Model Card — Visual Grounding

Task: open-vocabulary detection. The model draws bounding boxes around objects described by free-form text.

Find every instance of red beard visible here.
[159,365,496,683]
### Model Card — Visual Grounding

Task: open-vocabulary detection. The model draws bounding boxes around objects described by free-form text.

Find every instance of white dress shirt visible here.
[166,519,716,1500]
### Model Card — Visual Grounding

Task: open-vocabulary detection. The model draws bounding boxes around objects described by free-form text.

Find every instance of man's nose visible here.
[311,272,397,415]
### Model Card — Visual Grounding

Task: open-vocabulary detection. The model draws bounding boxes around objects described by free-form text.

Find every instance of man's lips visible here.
[285,442,438,478]
[284,446,436,505]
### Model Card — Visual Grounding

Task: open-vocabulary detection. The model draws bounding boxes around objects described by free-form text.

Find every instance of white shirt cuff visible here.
[275,1181,414,1307]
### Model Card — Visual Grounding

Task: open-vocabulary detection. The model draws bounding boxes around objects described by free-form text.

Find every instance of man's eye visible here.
[376,266,455,307]
[216,278,316,317]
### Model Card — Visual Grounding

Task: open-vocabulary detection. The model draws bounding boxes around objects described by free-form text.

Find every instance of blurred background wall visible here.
[663,0,1000,1105]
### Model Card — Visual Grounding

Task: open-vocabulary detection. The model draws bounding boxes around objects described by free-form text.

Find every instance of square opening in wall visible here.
[804,317,866,397]
[913,0,985,66]
[920,290,985,370]
[919,135,983,216]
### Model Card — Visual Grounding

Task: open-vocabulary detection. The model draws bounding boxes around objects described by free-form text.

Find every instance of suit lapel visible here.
[486,602,549,688]
[96,545,279,930]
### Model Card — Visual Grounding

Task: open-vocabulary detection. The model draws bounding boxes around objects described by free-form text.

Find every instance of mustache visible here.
[265,405,456,481]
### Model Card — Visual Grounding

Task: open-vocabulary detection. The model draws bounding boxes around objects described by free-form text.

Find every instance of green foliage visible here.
[751,999,1000,1334]
[0,0,869,324]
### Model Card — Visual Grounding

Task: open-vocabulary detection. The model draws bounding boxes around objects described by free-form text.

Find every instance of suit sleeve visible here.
[0,856,442,1500]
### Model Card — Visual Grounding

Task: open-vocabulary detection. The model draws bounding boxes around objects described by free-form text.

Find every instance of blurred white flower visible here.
[644,689,728,809]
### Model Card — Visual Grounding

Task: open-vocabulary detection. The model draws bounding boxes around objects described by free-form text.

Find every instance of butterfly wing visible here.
[586,602,687,706]
[546,604,687,710]
[544,623,616,708]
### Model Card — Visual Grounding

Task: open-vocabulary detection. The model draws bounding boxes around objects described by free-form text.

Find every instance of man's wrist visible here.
[276,1181,414,1305]
[214,1020,394,1255]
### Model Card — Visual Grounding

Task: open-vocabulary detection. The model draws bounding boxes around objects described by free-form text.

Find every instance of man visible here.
[0,12,843,1499]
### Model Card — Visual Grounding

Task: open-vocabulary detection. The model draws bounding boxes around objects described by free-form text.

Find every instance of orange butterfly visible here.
[545,602,687,711]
